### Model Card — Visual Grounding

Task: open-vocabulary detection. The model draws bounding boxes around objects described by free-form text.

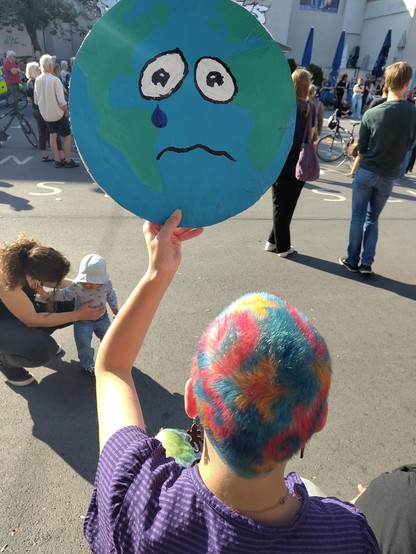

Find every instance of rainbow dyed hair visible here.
[191,292,331,478]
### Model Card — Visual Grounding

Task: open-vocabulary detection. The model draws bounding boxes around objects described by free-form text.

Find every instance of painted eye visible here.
[139,49,188,100]
[194,57,237,103]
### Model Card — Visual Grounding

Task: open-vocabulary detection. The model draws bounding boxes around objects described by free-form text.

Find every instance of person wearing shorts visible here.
[48,115,71,137]
[34,54,78,168]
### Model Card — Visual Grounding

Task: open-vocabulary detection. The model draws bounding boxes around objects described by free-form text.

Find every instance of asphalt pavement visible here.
[1,107,415,553]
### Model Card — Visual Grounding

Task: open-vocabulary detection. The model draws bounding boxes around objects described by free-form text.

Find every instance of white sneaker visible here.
[277,247,295,258]
[265,241,277,252]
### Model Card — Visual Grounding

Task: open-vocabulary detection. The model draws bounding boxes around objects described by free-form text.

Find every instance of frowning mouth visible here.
[156,144,235,162]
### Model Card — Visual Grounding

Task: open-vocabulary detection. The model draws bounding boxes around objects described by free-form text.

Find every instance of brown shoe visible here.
[63,159,79,168]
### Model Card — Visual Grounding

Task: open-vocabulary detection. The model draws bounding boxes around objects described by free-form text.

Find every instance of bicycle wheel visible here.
[6,91,27,110]
[17,92,28,110]
[19,116,38,148]
[317,134,344,162]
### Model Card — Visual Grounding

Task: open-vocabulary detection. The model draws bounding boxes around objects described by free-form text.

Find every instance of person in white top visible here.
[351,78,364,119]
[34,54,78,168]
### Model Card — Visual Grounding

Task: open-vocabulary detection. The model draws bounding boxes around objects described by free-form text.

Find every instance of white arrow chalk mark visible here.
[0,155,33,165]
[311,189,346,202]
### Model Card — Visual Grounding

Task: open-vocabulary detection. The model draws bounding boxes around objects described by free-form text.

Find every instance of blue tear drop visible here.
[151,105,168,128]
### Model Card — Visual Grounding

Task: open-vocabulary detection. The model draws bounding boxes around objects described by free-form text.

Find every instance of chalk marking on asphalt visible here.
[311,189,346,202]
[0,155,33,165]
[28,182,63,196]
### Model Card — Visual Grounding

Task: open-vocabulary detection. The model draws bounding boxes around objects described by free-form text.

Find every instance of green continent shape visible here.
[76,0,171,192]
[217,0,295,171]
[228,44,295,172]
[209,18,221,33]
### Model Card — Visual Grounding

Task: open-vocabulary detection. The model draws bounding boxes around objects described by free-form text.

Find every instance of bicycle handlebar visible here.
[0,106,22,119]
[330,110,360,136]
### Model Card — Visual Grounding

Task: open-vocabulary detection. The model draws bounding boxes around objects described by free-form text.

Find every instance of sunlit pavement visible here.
[1,106,415,552]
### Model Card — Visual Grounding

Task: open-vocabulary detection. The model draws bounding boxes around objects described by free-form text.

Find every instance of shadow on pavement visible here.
[10,358,187,484]
[304,181,348,193]
[307,176,416,202]
[289,254,416,301]
[91,186,107,195]
[390,180,416,202]
[0,181,33,211]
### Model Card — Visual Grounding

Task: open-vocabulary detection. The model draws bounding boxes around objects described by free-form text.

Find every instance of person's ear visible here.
[315,402,328,433]
[184,378,198,419]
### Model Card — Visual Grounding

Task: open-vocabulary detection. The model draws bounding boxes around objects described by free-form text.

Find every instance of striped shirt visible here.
[84,426,380,553]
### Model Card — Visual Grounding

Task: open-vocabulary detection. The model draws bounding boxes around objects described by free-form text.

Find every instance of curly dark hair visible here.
[0,235,70,290]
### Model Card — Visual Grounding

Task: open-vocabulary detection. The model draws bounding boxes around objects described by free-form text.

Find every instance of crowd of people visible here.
[1,46,416,553]
[320,71,416,120]
[2,49,78,167]
[265,62,416,276]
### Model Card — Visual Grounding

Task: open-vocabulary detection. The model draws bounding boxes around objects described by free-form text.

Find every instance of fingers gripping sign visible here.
[144,209,204,275]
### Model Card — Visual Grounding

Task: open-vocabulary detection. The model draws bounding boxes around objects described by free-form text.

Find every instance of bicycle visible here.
[6,89,28,110]
[0,80,28,110]
[0,104,38,148]
[317,112,360,170]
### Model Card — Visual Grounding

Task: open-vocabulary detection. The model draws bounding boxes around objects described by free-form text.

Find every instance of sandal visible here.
[42,156,53,162]
[63,159,79,168]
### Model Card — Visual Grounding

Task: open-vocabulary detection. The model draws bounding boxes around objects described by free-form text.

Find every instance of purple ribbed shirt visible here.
[84,426,380,553]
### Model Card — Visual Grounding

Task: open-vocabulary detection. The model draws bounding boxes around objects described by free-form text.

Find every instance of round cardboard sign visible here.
[70,0,295,227]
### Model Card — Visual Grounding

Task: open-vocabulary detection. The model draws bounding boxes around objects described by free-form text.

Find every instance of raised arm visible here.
[95,209,203,451]
[0,286,104,327]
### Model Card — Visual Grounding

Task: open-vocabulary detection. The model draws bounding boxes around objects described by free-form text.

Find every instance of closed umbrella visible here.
[330,30,346,88]
[372,29,392,78]
[301,27,314,68]
[341,44,348,68]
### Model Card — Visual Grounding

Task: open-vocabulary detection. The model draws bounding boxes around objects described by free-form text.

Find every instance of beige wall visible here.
[0,28,32,59]
[39,27,85,61]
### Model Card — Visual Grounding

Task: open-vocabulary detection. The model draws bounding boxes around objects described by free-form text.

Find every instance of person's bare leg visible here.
[56,135,64,162]
[49,133,60,162]
[63,135,72,162]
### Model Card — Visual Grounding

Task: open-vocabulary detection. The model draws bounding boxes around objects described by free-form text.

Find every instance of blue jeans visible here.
[351,94,362,118]
[74,313,111,369]
[346,167,395,266]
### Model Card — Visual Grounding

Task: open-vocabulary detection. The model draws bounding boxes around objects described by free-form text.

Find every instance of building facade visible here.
[1,0,415,76]
[246,0,416,74]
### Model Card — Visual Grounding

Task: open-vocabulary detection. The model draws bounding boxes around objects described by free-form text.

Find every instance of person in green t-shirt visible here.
[339,62,416,275]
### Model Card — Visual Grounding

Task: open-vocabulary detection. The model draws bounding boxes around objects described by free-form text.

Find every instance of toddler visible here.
[37,254,118,375]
